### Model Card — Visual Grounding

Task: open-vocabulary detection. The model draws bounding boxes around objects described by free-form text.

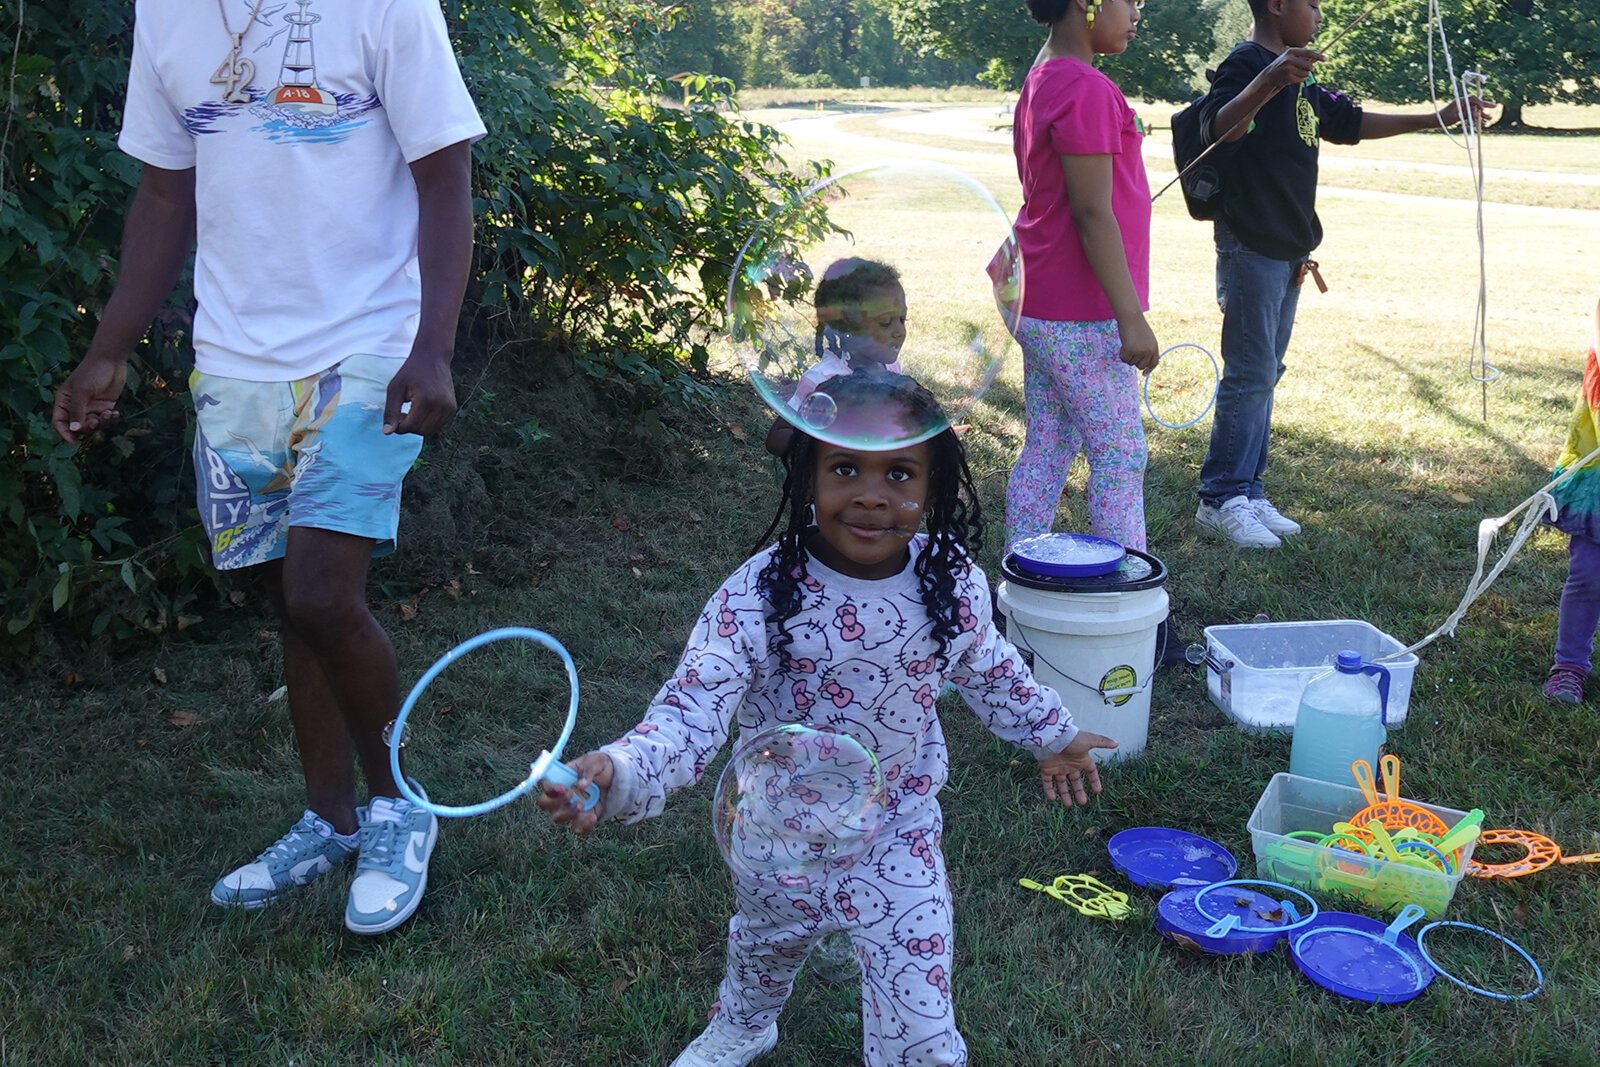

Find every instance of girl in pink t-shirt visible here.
[1002,0,1158,553]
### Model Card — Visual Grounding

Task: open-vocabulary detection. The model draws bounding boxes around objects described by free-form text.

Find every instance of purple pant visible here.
[1554,535,1600,674]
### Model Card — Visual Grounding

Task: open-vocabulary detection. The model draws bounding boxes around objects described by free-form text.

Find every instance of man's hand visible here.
[1265,47,1324,90]
[51,354,129,444]
[383,349,456,436]
[1438,95,1497,130]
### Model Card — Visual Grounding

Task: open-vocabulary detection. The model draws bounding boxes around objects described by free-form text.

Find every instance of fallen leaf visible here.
[445,579,462,600]
[63,671,85,688]
[728,422,748,442]
[1168,933,1204,954]
[398,602,419,622]
[170,710,204,727]
[1450,491,1473,504]
[686,511,703,524]
[150,667,168,685]
[228,590,247,606]
[631,566,643,578]
[135,737,147,748]
[1512,902,1530,924]
[609,975,637,995]
[651,650,668,661]
[268,685,287,702]
[611,515,631,532]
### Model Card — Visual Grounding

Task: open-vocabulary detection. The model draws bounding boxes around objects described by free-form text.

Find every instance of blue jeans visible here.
[1198,223,1305,506]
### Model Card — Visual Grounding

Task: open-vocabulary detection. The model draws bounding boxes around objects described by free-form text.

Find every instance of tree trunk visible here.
[1497,97,1525,129]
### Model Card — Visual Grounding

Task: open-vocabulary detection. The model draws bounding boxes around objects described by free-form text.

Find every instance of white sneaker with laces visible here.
[670,1018,779,1067]
[344,783,438,935]
[1251,497,1302,537]
[1196,495,1282,549]
[210,809,358,909]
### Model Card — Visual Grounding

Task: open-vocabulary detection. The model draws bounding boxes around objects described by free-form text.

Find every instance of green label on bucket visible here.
[1100,665,1136,707]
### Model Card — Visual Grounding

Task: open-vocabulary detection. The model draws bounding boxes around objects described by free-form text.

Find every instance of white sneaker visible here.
[1252,498,1302,537]
[670,1018,779,1067]
[344,785,438,935]
[1196,495,1282,549]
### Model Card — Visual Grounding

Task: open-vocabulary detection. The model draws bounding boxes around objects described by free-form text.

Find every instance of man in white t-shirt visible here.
[51,0,486,935]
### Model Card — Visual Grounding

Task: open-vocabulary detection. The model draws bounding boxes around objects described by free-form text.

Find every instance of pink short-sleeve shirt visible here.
[1011,58,1151,322]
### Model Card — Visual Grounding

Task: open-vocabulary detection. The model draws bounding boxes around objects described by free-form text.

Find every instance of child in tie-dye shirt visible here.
[541,372,1117,1067]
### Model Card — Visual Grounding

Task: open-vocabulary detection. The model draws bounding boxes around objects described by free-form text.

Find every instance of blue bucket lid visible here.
[1156,882,1311,955]
[1289,910,1436,1004]
[1000,546,1168,594]
[1010,533,1126,579]
[1106,827,1237,889]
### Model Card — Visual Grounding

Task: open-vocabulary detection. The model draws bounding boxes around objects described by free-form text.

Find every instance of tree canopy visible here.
[1319,0,1600,127]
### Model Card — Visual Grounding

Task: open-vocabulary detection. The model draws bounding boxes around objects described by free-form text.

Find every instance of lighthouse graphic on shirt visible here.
[268,0,338,118]
[181,0,380,144]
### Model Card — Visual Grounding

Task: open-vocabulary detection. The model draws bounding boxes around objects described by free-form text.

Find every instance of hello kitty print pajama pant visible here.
[716,808,964,1065]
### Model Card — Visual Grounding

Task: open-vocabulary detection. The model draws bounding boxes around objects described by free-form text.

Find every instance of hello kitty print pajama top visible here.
[599,536,1080,1066]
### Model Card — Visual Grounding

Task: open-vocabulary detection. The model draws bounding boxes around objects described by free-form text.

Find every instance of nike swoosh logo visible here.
[404,833,427,874]
[291,856,329,883]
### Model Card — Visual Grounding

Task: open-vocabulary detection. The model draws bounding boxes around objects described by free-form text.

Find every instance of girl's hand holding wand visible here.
[537,751,615,835]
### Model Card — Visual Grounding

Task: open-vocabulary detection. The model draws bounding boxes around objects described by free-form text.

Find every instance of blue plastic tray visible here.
[1290,911,1435,1004]
[1107,827,1238,889]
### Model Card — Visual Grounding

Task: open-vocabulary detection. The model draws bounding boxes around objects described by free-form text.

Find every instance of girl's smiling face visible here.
[806,441,930,580]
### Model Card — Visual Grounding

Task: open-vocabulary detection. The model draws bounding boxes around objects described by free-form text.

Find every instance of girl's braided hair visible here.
[753,371,984,670]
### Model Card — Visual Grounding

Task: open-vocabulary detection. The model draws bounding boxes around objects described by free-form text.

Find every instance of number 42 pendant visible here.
[212,36,255,105]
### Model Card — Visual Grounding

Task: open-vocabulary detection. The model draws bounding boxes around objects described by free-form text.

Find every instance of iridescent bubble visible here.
[712,723,890,895]
[798,389,838,431]
[728,161,1019,451]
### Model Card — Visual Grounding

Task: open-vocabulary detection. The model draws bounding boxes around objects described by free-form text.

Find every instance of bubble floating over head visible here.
[729,161,1021,451]
[712,723,890,894]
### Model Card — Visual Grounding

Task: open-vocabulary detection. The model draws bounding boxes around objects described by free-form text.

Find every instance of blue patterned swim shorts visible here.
[190,354,425,570]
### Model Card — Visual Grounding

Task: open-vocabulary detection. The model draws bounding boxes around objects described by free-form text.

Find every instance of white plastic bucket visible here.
[996,549,1169,761]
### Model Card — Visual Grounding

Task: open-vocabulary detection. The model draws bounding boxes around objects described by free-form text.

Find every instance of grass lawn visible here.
[6,99,1600,1065]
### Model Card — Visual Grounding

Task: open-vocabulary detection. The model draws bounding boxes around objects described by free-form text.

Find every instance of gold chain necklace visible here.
[211,0,267,104]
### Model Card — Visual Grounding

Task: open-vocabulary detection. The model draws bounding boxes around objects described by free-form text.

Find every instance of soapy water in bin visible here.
[1013,534,1124,568]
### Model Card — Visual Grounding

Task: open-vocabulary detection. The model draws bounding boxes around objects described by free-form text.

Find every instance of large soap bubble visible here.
[712,723,890,895]
[728,161,1021,451]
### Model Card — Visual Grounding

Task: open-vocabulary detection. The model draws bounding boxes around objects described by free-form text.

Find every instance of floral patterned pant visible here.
[1005,317,1148,552]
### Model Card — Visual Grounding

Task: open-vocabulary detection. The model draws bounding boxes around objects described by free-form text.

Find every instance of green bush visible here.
[0,1,212,646]
[0,0,825,647]
[451,0,826,412]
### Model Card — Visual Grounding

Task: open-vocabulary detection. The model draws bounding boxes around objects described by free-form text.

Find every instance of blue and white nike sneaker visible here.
[210,809,358,909]
[344,783,438,935]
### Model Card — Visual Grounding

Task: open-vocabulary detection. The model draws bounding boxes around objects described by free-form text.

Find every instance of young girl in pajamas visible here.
[540,372,1116,1067]
[1001,0,1159,552]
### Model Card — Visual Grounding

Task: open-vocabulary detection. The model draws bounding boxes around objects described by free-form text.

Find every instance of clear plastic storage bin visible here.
[1203,619,1417,732]
[1247,773,1477,919]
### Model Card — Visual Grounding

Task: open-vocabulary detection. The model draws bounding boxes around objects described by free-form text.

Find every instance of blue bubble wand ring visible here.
[1143,343,1221,430]
[389,627,600,818]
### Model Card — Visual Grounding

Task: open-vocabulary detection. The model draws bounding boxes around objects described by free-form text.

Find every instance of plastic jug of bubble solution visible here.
[1288,650,1391,786]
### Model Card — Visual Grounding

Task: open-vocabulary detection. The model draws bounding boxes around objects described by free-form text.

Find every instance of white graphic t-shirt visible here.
[119,0,487,381]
